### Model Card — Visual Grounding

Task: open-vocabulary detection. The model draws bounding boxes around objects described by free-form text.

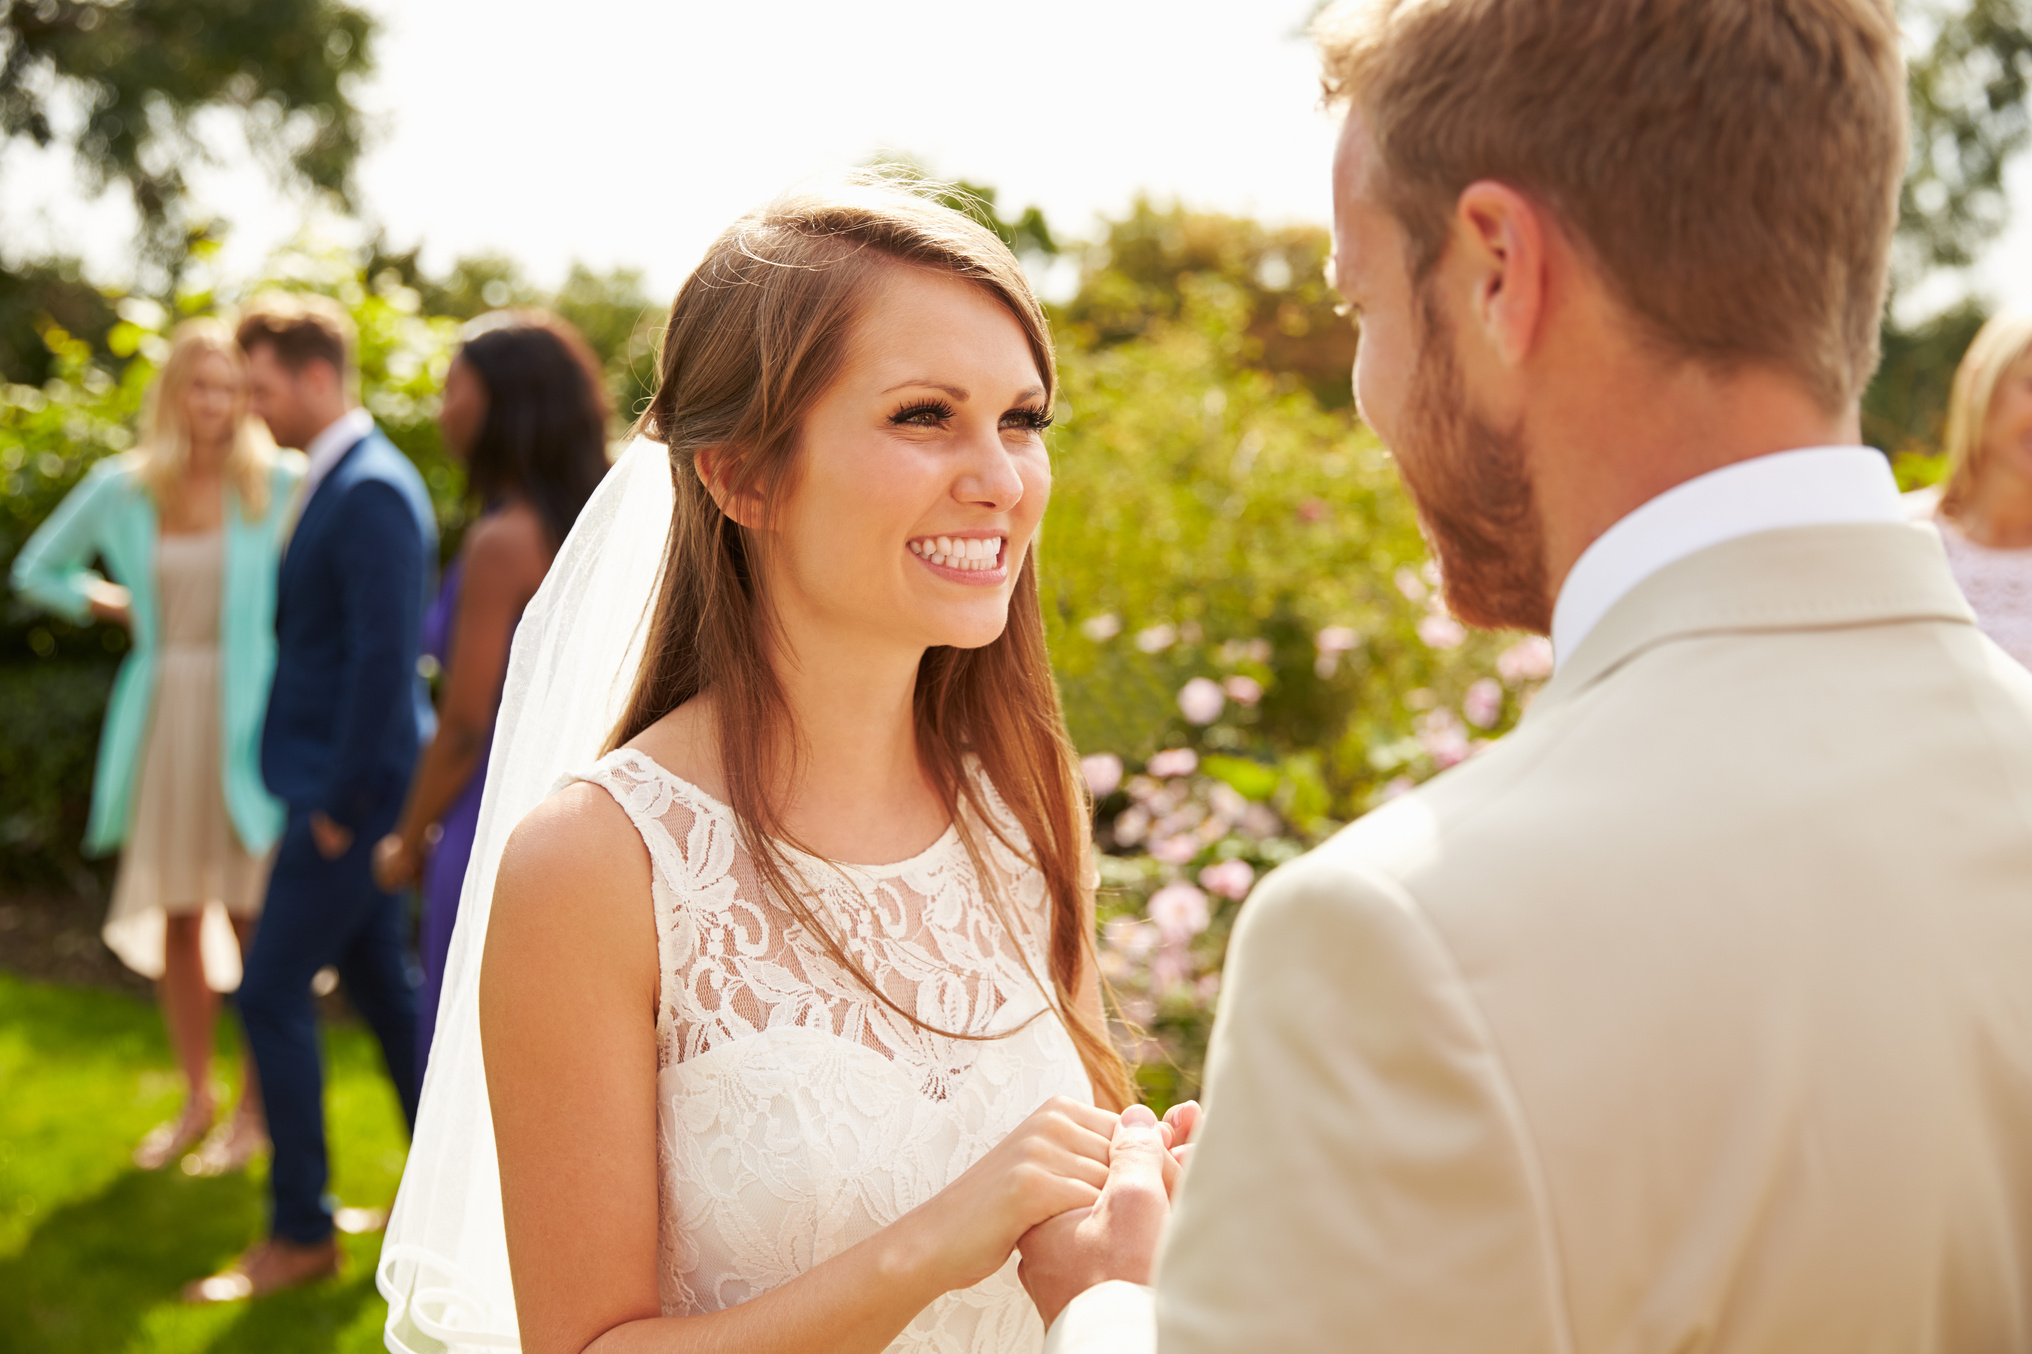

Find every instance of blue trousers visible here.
[239,808,419,1245]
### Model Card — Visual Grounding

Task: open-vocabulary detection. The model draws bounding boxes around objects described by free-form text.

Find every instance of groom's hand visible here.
[310,811,354,861]
[1016,1104,1174,1329]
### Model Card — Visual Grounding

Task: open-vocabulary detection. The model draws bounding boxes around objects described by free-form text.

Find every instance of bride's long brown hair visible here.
[608,179,1134,1109]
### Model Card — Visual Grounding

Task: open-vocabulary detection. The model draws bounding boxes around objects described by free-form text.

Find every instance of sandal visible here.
[134,1103,215,1171]
[181,1114,269,1177]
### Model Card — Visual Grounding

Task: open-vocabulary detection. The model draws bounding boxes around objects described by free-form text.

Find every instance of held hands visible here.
[1014,1101,1200,1329]
[890,1096,1120,1298]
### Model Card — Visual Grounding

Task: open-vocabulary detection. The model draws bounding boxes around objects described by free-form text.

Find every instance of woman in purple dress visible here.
[372,310,610,1080]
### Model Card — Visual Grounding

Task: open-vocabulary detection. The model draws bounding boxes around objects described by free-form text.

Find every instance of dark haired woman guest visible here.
[372,310,610,1078]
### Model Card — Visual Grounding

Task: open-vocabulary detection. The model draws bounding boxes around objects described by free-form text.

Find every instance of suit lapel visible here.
[278,432,372,606]
[1528,521,1976,722]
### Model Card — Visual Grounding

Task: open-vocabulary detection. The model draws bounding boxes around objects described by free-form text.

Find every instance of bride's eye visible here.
[889,400,956,427]
[1002,406,1053,433]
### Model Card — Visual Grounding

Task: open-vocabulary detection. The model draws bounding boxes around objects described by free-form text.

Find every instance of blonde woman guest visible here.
[10,318,303,1172]
[1906,309,2032,667]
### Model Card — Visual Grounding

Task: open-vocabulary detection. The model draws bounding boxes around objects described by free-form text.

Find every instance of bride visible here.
[380,179,1183,1354]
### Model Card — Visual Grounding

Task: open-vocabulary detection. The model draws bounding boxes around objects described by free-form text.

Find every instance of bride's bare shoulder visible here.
[489,781,656,976]
[620,694,728,803]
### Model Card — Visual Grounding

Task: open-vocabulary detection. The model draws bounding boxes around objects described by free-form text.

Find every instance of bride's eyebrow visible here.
[879,381,1050,404]
[882,380,969,399]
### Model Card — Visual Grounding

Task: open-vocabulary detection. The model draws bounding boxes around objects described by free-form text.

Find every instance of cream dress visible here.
[569,748,1093,1353]
[103,530,271,991]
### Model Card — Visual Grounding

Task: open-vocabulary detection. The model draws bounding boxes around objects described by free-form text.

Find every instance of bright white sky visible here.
[1,0,2027,312]
[2,0,1339,301]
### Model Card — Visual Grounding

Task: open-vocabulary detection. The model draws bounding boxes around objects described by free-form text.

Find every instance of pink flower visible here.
[1417,614,1467,650]
[1198,858,1256,900]
[1148,882,1211,943]
[1151,944,1193,992]
[1081,752,1124,799]
[1080,612,1122,642]
[1147,747,1199,778]
[1222,674,1263,705]
[1297,498,1328,523]
[1416,708,1470,768]
[1395,567,1429,603]
[1314,625,1359,678]
[1315,625,1359,654]
[1497,635,1555,684]
[1150,834,1198,864]
[1177,677,1225,725]
[1240,803,1283,838]
[1112,805,1151,846]
[1104,917,1158,962]
[1462,678,1504,730]
[1135,623,1178,653]
[1382,775,1417,800]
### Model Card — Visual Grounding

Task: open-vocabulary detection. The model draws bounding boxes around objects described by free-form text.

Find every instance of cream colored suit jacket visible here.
[1050,522,2032,1353]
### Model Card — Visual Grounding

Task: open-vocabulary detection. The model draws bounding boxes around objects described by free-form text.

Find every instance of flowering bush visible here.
[1089,628,1552,1108]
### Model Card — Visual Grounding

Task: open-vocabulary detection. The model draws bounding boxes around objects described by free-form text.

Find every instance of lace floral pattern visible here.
[571,749,1091,1352]
[1940,523,2032,671]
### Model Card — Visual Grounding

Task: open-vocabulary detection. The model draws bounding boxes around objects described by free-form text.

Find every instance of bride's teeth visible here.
[909,535,1009,569]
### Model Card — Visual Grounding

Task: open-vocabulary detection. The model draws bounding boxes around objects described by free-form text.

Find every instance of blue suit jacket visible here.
[262,427,438,833]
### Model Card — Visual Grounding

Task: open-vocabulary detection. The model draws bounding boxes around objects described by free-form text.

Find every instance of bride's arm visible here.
[484,785,1120,1354]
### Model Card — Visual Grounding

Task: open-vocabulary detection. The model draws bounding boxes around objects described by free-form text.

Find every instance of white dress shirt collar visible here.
[1550,446,1904,670]
[300,406,376,504]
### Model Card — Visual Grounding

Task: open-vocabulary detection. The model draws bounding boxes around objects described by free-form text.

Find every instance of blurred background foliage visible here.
[4,0,2032,1104]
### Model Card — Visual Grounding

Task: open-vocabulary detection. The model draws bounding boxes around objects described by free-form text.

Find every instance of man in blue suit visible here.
[188,294,436,1301]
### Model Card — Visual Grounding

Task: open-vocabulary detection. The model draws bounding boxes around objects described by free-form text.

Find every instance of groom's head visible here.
[1318,0,1905,633]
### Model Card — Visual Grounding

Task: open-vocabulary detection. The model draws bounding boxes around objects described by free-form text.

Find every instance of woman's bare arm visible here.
[485,785,1120,1354]
[378,509,549,888]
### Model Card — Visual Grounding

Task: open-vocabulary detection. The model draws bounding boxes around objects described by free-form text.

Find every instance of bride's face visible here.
[762,265,1052,656]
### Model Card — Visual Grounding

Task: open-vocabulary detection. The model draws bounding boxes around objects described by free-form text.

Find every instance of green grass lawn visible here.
[0,973,410,1354]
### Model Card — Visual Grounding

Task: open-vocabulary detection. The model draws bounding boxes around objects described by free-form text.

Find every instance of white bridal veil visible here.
[379,436,673,1353]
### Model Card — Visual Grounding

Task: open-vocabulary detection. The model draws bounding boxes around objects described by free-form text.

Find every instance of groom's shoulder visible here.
[1240,721,1562,946]
[1240,793,1445,944]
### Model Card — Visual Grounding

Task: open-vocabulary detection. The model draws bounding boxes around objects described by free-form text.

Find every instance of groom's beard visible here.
[1394,296,1551,635]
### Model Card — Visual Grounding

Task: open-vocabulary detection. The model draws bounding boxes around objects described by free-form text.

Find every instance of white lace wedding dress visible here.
[569,747,1093,1353]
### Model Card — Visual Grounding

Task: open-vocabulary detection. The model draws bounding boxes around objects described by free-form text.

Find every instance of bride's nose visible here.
[953,440,1026,512]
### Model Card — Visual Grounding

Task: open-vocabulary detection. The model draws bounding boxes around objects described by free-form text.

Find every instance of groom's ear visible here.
[694,447,766,530]
[1452,181,1549,369]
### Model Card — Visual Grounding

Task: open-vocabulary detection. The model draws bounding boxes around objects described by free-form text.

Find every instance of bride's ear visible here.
[694,446,764,529]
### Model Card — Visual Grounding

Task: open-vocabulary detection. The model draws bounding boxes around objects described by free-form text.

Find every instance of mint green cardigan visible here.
[10,452,306,857]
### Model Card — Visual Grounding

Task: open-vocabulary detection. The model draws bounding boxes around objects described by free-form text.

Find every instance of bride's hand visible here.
[891,1096,1119,1296]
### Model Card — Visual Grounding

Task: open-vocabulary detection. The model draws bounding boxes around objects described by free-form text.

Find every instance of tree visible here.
[1867,0,2032,453]
[0,0,376,353]
[1057,200,1357,410]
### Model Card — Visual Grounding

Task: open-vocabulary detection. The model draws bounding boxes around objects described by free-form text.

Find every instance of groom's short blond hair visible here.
[1315,0,1906,411]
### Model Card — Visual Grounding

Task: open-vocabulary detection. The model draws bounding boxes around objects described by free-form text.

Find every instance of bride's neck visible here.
[768,627,946,863]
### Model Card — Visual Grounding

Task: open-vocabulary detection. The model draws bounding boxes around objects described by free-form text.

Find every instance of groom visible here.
[187,294,436,1301]
[1024,0,2032,1347]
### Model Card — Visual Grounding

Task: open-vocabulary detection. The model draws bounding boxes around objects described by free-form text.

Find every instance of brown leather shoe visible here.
[181,1237,341,1304]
